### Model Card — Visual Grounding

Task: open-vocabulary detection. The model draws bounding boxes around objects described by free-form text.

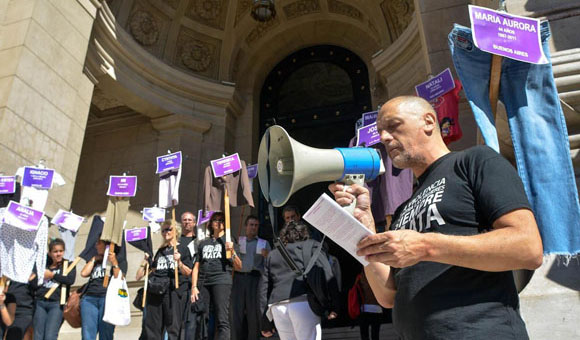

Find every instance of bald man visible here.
[330,96,543,339]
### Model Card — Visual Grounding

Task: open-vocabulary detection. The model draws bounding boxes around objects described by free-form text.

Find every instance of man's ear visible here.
[423,112,438,134]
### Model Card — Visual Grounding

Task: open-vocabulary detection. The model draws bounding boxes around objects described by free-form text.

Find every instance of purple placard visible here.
[0,176,16,194]
[2,201,43,231]
[107,176,137,197]
[142,207,165,223]
[210,153,242,178]
[126,227,148,242]
[469,5,548,64]
[156,151,182,174]
[21,167,55,189]
[357,123,380,147]
[415,68,455,102]
[197,209,214,225]
[51,209,83,232]
[247,164,258,179]
[362,111,378,126]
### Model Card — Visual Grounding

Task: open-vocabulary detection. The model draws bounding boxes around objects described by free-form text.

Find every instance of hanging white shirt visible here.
[15,167,65,211]
[158,169,181,208]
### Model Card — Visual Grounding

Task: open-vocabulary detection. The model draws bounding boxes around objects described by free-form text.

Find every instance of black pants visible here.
[142,288,188,340]
[231,273,261,340]
[184,286,210,340]
[359,312,382,340]
[206,284,231,340]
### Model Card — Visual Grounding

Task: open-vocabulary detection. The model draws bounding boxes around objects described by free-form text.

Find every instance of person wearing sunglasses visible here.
[137,220,193,340]
[191,212,241,340]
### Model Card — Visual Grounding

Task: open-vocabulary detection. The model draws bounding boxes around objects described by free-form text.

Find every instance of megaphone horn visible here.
[258,125,384,207]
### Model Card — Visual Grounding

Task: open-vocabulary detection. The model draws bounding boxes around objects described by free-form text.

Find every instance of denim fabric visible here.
[33,300,63,340]
[80,295,115,340]
[449,23,580,255]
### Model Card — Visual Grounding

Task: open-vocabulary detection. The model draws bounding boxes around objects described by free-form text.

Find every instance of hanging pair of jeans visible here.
[448,22,580,255]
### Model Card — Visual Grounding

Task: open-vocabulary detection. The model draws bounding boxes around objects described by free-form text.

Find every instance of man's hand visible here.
[357,230,429,268]
[328,183,375,232]
[327,311,337,320]
[261,329,275,338]
[261,248,269,258]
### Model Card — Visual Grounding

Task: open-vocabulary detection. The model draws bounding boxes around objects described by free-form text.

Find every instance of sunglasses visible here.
[161,227,173,233]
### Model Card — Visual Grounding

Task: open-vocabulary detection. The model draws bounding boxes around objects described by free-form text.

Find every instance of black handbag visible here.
[148,275,170,295]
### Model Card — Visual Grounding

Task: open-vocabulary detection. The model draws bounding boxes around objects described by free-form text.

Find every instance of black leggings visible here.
[359,312,383,340]
[206,284,231,340]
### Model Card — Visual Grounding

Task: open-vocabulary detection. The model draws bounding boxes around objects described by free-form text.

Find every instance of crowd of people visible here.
[0,95,544,340]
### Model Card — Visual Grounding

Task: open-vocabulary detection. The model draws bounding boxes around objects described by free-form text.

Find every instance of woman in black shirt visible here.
[79,240,121,340]
[191,212,241,340]
[33,238,76,340]
[137,220,193,340]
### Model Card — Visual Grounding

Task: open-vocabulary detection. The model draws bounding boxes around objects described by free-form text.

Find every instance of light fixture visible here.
[251,0,276,22]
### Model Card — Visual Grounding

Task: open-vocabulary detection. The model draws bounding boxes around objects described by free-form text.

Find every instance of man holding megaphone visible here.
[330,96,543,340]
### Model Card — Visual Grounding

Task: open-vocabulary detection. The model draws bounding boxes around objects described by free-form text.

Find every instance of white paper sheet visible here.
[303,193,374,266]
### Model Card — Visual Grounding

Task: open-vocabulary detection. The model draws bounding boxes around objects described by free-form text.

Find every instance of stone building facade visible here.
[0,0,579,338]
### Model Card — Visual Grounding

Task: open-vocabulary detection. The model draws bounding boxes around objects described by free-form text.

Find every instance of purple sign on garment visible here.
[2,201,44,231]
[156,151,182,174]
[415,68,456,102]
[126,227,148,242]
[210,153,242,178]
[21,167,55,189]
[197,210,214,225]
[51,209,84,232]
[357,123,380,147]
[107,176,137,197]
[469,5,548,64]
[362,111,378,126]
[0,176,16,194]
[142,207,165,223]
[247,164,258,179]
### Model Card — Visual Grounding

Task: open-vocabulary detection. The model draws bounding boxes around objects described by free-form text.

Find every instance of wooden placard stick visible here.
[60,260,68,305]
[224,187,232,259]
[44,257,82,299]
[172,202,179,289]
[142,261,149,308]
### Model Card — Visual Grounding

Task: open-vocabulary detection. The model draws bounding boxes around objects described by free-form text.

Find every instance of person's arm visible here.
[174,248,192,277]
[80,257,96,278]
[190,262,200,303]
[53,266,76,286]
[0,294,15,327]
[358,208,543,272]
[226,242,242,271]
[108,252,121,279]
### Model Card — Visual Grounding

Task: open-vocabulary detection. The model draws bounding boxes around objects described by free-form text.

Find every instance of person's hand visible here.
[144,253,150,261]
[0,291,6,305]
[327,311,338,320]
[261,330,275,338]
[357,229,428,268]
[43,269,54,280]
[328,183,375,232]
[190,287,199,303]
[225,242,234,252]
[261,248,269,258]
[108,252,118,267]
[173,251,181,263]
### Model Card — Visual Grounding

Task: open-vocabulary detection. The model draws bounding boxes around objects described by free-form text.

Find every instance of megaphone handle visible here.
[342,174,365,215]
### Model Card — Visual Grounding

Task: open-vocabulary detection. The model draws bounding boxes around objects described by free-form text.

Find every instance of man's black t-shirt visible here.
[390,146,531,340]
[195,235,232,286]
[178,236,195,287]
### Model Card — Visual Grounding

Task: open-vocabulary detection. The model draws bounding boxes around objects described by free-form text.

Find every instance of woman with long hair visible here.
[33,238,76,340]
[260,221,338,340]
[79,239,121,340]
[191,212,241,340]
[137,219,193,340]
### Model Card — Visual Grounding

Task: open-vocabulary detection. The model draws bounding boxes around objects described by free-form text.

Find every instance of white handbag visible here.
[103,273,131,326]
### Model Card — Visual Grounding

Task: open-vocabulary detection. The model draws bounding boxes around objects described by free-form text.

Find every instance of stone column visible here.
[151,113,211,218]
[0,0,97,214]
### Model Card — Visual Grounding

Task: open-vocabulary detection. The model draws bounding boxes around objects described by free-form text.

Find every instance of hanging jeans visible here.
[448,22,580,255]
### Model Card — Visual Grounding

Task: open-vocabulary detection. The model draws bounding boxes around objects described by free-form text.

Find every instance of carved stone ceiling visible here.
[107,0,415,83]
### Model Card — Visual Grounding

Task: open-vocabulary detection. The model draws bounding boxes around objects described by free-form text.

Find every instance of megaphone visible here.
[258,125,385,207]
